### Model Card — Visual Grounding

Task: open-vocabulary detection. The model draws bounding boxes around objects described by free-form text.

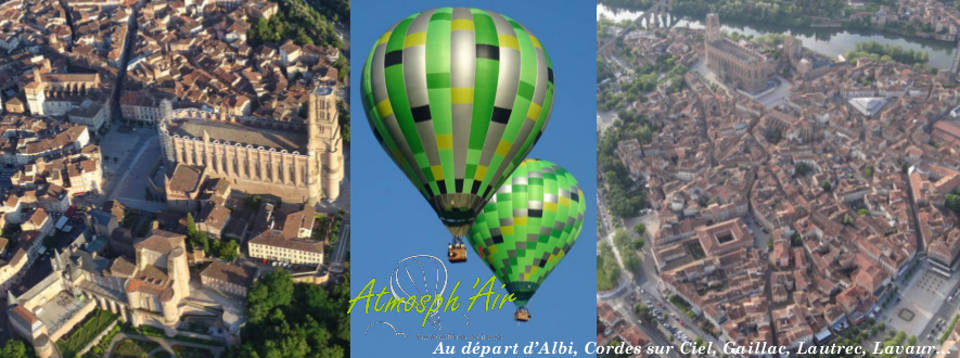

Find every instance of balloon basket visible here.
[448,245,467,263]
[514,309,530,322]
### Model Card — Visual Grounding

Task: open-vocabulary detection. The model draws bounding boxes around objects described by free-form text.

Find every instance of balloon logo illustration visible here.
[467,159,585,321]
[361,7,555,263]
[389,255,448,329]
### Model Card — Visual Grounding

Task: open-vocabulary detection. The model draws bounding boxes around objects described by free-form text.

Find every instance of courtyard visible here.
[880,262,960,339]
[99,123,165,213]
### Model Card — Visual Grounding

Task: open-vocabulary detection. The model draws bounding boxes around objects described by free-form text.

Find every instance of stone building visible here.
[23,73,109,131]
[247,206,322,265]
[158,86,343,204]
[200,261,256,297]
[6,230,194,357]
[704,13,775,93]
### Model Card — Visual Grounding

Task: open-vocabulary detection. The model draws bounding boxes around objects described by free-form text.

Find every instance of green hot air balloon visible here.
[467,159,585,321]
[361,7,555,263]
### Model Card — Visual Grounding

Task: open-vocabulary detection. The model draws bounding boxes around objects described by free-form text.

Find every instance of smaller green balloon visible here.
[466,159,585,309]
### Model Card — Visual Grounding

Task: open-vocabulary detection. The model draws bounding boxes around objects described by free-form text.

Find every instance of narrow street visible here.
[329,221,349,273]
[110,0,143,121]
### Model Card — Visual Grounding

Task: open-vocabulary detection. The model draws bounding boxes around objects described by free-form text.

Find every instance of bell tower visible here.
[24,74,46,116]
[705,13,720,43]
[307,86,343,204]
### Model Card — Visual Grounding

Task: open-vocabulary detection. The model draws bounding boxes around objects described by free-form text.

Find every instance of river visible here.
[597,3,958,70]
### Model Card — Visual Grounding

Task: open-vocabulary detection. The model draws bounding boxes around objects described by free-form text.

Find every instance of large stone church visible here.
[704,13,775,93]
[158,86,344,205]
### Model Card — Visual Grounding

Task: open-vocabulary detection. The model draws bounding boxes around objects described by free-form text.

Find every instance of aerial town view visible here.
[598,0,960,357]
[0,0,350,357]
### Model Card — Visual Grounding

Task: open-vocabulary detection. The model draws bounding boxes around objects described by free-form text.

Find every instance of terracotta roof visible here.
[201,205,231,229]
[135,229,185,254]
[281,206,314,239]
[696,218,752,257]
[11,305,37,324]
[935,120,960,139]
[109,257,136,278]
[249,229,323,254]
[27,208,48,227]
[171,118,307,152]
[168,164,203,193]
[201,261,256,287]
[125,278,167,297]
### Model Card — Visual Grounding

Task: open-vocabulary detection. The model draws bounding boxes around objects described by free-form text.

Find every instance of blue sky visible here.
[350,1,597,355]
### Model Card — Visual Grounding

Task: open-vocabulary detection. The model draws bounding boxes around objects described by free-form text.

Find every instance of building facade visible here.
[704,13,775,93]
[158,87,343,204]
[248,229,324,264]
[6,230,193,357]
[24,73,104,117]
[200,261,256,297]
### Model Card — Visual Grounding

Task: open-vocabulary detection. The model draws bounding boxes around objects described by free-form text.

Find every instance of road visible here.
[109,0,143,121]
[611,297,681,358]
[329,221,349,273]
[598,189,722,352]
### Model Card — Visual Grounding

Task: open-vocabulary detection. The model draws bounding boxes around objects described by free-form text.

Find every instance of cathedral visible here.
[158,86,344,204]
[704,13,775,93]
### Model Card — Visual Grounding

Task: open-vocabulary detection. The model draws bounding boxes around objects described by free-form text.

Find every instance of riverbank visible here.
[599,0,957,46]
[598,3,958,70]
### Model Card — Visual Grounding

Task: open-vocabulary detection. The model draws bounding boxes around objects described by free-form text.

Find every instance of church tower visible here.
[24,74,46,116]
[705,13,720,43]
[307,86,343,204]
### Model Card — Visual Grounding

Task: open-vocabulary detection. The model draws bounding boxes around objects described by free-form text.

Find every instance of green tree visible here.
[247,269,295,323]
[791,231,803,246]
[239,267,349,358]
[820,180,832,192]
[220,240,239,261]
[317,346,345,358]
[597,242,621,291]
[795,162,812,177]
[843,213,855,226]
[634,302,653,321]
[0,340,29,358]
[946,193,960,213]
[185,213,209,252]
[633,223,646,237]
[614,229,641,273]
[186,212,196,233]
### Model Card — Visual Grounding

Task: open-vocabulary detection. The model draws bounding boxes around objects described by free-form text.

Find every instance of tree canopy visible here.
[247,0,343,50]
[240,269,350,358]
[845,41,929,66]
[0,340,31,358]
[946,186,960,213]
[598,112,652,218]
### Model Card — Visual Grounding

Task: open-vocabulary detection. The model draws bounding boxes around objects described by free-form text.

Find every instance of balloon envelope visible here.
[467,159,585,307]
[361,7,555,236]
